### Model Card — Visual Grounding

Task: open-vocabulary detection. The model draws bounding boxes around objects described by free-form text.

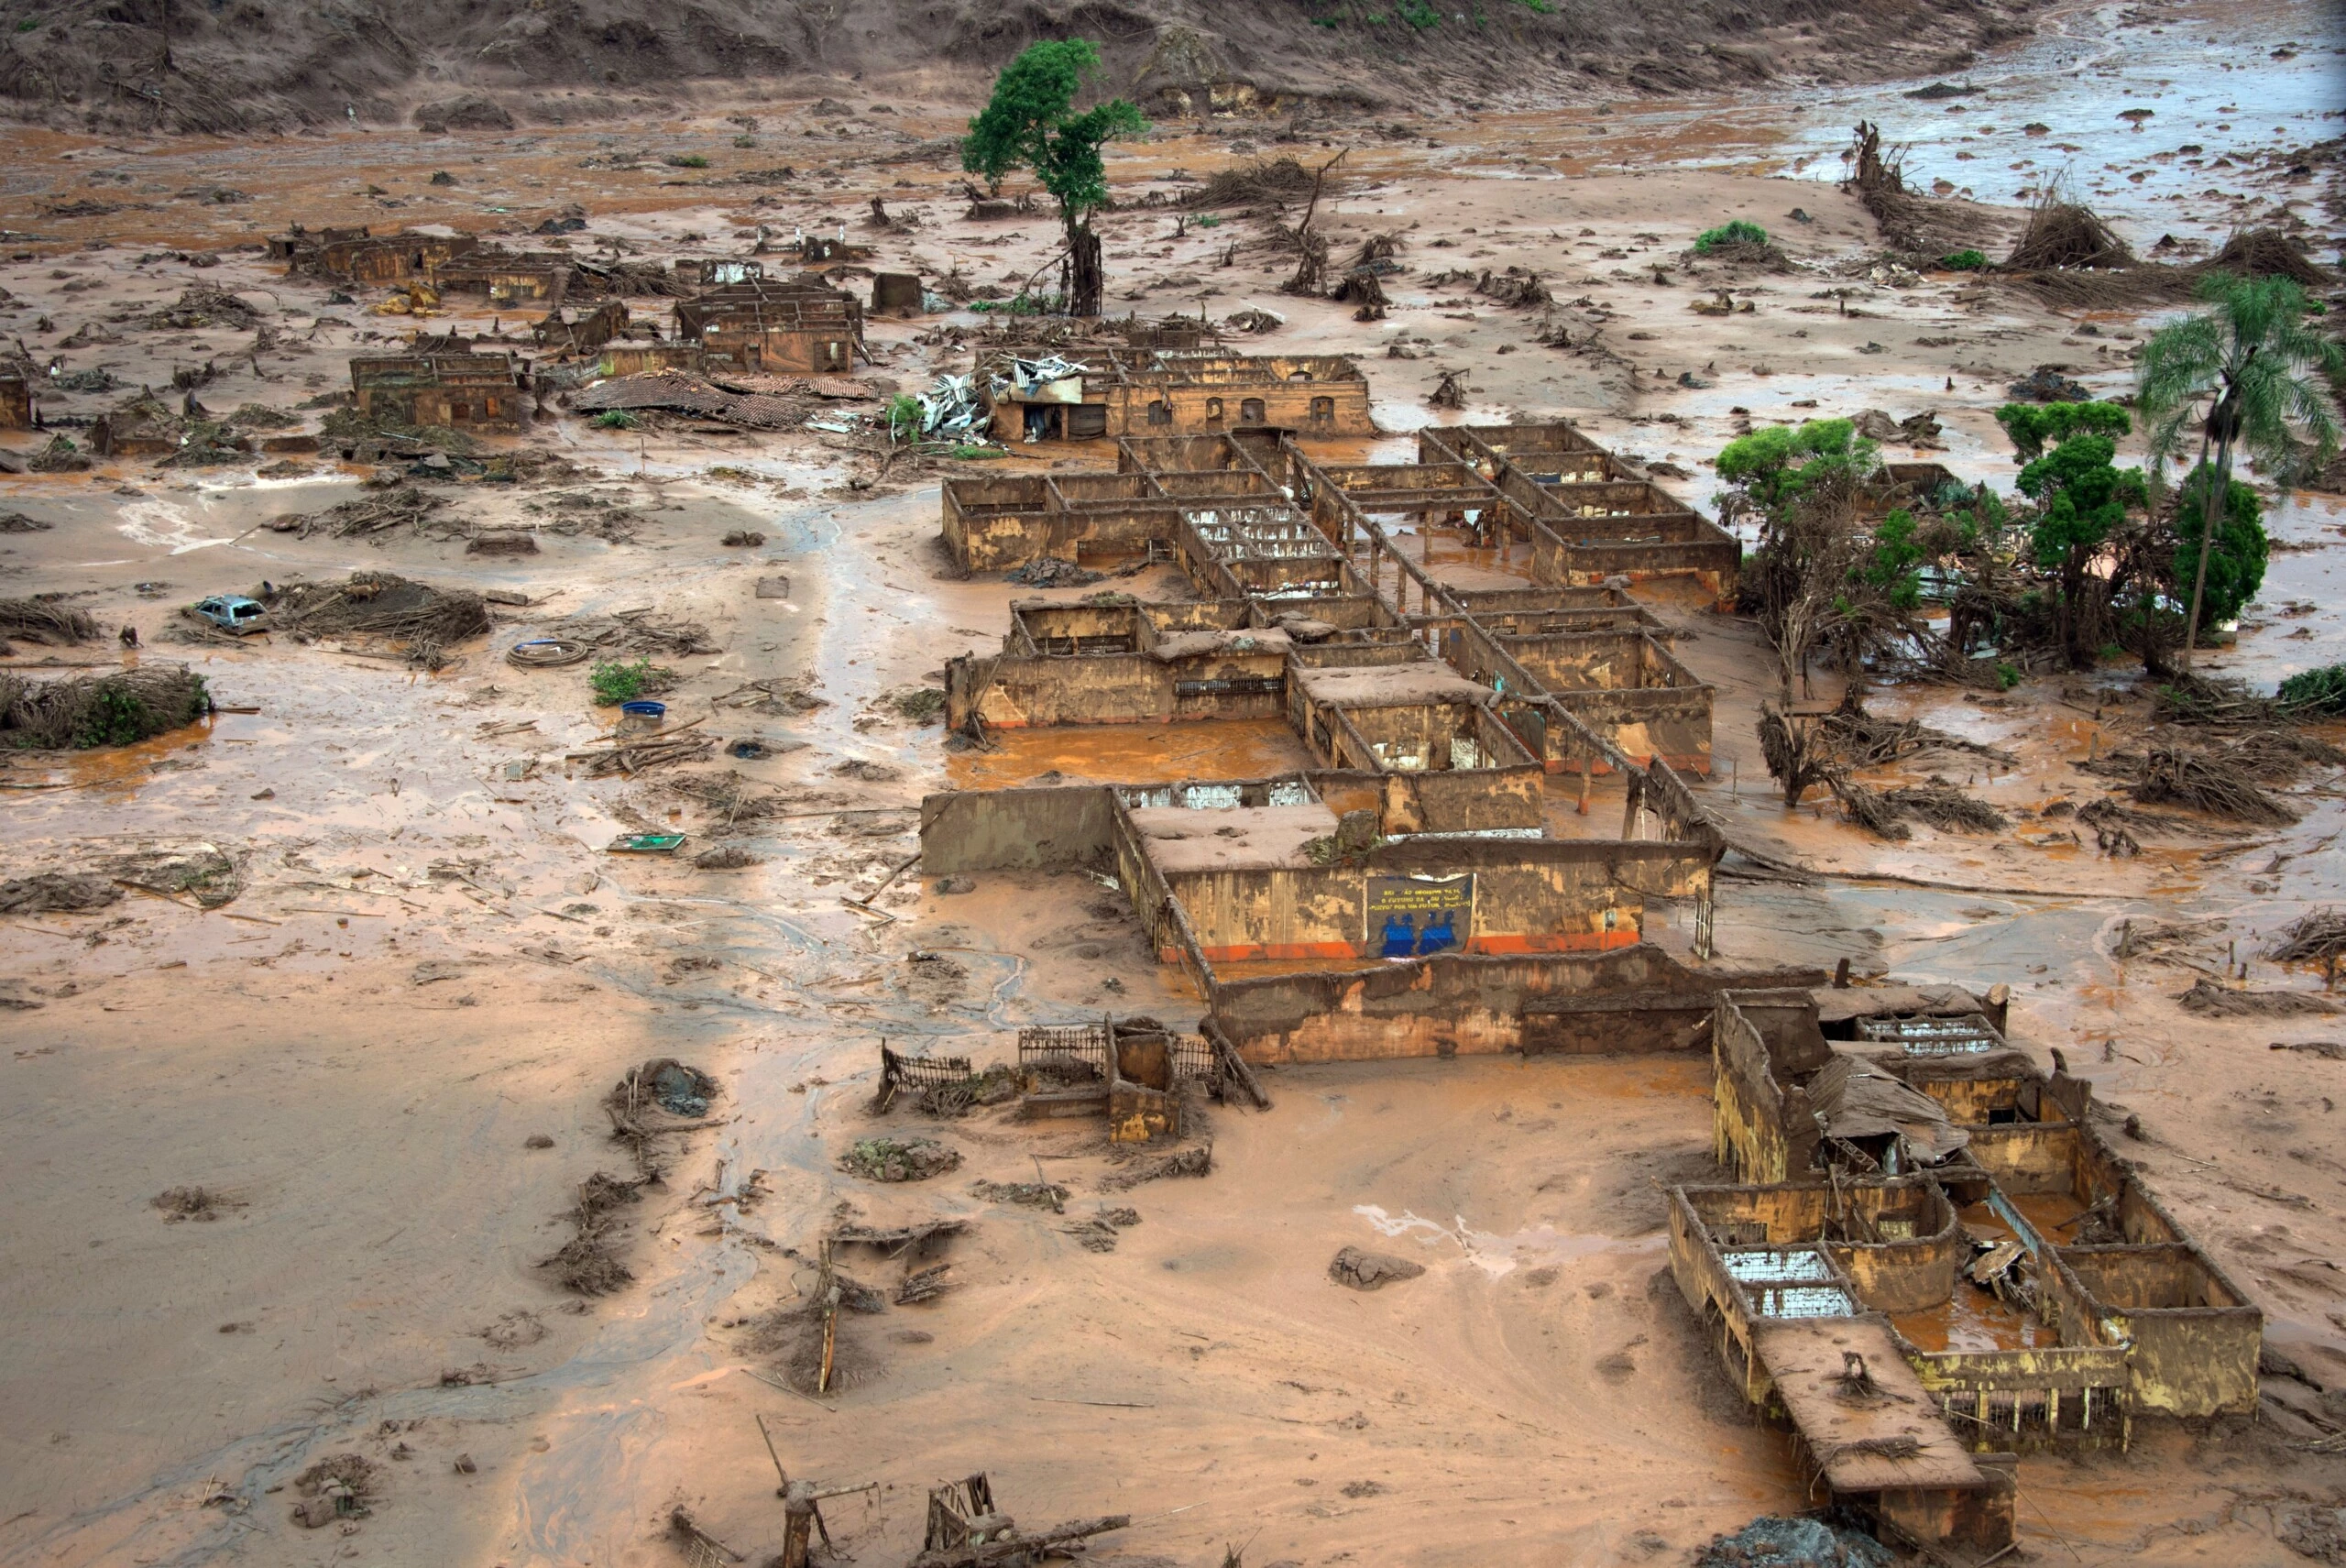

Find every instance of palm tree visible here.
[2136,271,2343,670]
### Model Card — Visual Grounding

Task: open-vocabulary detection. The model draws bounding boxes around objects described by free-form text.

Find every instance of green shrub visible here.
[1195,214,1222,229]
[732,136,756,148]
[663,153,710,170]
[885,393,923,440]
[593,410,639,430]
[1694,220,1770,253]
[1940,249,1989,271]
[1396,0,1441,27]
[1995,662,2022,691]
[2277,663,2346,715]
[590,659,671,706]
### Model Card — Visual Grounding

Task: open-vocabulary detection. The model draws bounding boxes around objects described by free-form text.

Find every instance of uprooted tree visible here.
[960,39,1146,318]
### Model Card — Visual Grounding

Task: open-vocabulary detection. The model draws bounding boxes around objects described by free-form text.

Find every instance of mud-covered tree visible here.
[1716,418,1906,700]
[961,40,1146,318]
[2137,272,2342,670]
[1995,400,2147,670]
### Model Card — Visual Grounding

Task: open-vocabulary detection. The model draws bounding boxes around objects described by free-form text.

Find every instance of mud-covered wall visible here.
[2059,1247,2261,1418]
[1213,945,1823,1063]
[919,786,1116,874]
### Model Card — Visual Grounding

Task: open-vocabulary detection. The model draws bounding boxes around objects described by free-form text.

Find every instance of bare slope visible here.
[0,0,2044,134]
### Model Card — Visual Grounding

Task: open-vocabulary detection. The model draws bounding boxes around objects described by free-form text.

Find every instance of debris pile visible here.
[1186,156,1320,209]
[1003,557,1102,588]
[0,598,99,646]
[0,665,209,749]
[839,1136,962,1182]
[0,872,123,914]
[2268,908,2346,969]
[2132,743,2299,826]
[269,573,491,669]
[1694,1515,1893,1568]
[541,1172,643,1294]
[2007,193,2133,271]
[908,372,989,440]
[271,488,450,540]
[571,370,803,431]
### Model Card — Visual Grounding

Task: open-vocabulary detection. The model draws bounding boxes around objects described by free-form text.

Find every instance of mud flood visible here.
[1,9,2342,1568]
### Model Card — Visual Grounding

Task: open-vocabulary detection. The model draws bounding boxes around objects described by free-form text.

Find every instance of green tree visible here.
[2167,462,2267,631]
[2136,272,2343,669]
[1715,418,1897,698]
[2007,409,2148,669]
[961,40,1146,318]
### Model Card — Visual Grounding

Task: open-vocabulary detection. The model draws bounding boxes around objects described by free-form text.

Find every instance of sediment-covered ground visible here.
[0,1,2342,1564]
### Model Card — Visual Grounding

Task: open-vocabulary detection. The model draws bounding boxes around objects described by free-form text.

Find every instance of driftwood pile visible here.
[1185,156,1321,209]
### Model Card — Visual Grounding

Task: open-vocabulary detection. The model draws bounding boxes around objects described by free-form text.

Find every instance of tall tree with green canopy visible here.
[1997,400,2148,670]
[2136,272,2343,670]
[961,39,1146,318]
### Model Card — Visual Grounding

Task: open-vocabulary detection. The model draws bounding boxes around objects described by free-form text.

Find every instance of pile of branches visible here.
[1818,701,2015,768]
[1845,121,1928,255]
[0,598,99,645]
[1829,775,2007,841]
[2270,908,2346,968]
[145,284,260,330]
[2205,227,2331,287]
[0,665,208,749]
[269,573,491,669]
[2132,743,2300,825]
[2007,190,2133,270]
[1475,267,1551,308]
[273,488,451,540]
[1185,157,1321,210]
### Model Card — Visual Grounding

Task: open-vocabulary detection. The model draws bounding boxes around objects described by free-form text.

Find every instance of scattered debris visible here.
[1100,1142,1211,1190]
[2007,364,2092,403]
[0,599,99,644]
[0,872,123,915]
[153,1185,244,1223]
[840,1136,962,1182]
[1004,557,1102,588]
[540,1170,645,1295]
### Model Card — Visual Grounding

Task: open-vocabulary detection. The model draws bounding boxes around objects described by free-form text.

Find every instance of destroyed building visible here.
[924,422,1778,1070]
[1664,983,2262,1553]
[532,299,630,357]
[674,277,863,374]
[273,226,480,283]
[433,250,572,310]
[349,342,531,433]
[979,350,1374,443]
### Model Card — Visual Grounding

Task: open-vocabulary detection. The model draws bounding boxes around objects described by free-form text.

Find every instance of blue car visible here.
[190,594,268,634]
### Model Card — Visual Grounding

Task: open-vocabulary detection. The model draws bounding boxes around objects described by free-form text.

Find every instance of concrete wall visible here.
[1211,945,1823,1064]
[919,786,1118,874]
[2055,1246,2262,1418]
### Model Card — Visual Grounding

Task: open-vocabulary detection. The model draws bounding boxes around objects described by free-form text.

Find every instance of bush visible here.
[663,154,710,170]
[732,136,756,148]
[1195,214,1222,229]
[2278,663,2346,715]
[1694,220,1770,253]
[589,659,670,706]
[1940,249,1989,271]
[1995,662,2022,691]
[593,411,638,430]
[2169,462,2267,630]
[885,393,923,441]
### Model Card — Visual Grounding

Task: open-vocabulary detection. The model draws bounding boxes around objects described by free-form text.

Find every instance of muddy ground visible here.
[2,2,2344,1564]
